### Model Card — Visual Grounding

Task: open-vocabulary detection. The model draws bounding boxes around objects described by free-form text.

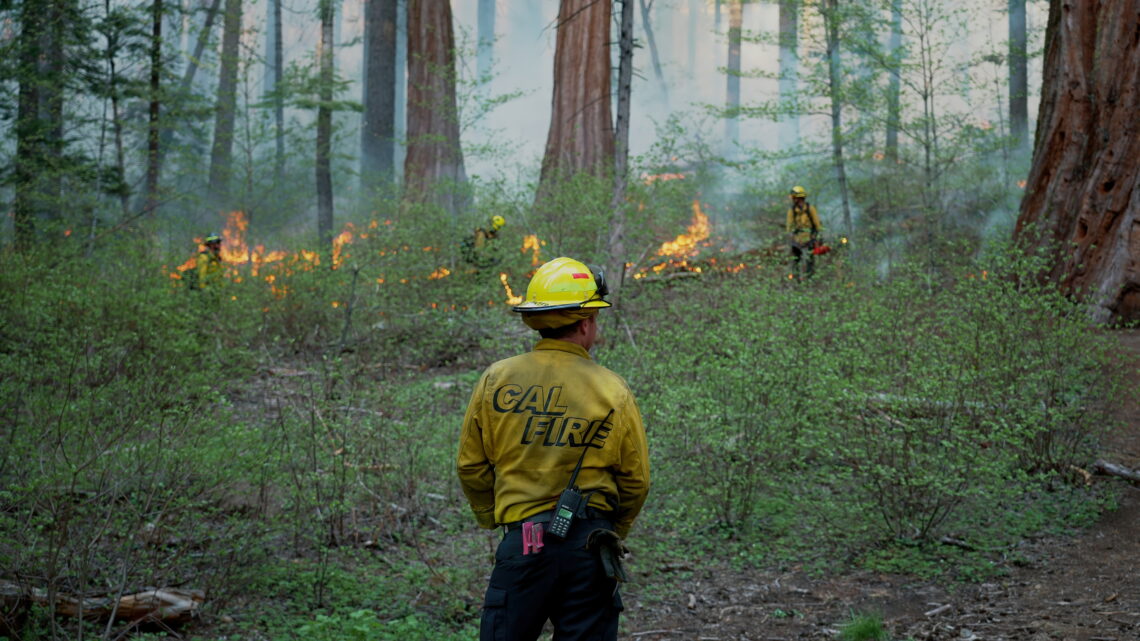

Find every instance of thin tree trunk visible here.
[725,0,742,147]
[404,0,466,216]
[1008,0,1028,151]
[42,0,67,226]
[476,0,494,84]
[143,0,163,217]
[268,0,284,181]
[637,0,668,110]
[13,0,45,250]
[208,0,242,207]
[538,0,614,193]
[316,0,335,249]
[823,0,853,240]
[154,0,221,179]
[775,0,802,148]
[361,0,397,190]
[778,0,799,149]
[885,0,902,163]
[609,0,634,282]
[1014,0,1140,324]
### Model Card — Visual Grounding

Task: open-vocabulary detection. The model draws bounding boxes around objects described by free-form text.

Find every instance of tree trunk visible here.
[1008,0,1029,152]
[725,0,742,147]
[538,0,614,192]
[609,0,634,282]
[477,0,494,84]
[778,0,799,149]
[638,0,669,110]
[207,0,242,207]
[823,0,853,240]
[404,0,467,217]
[885,0,902,163]
[316,0,335,249]
[361,0,398,191]
[143,0,163,217]
[1014,0,1140,324]
[13,0,45,249]
[155,0,221,181]
[268,0,285,181]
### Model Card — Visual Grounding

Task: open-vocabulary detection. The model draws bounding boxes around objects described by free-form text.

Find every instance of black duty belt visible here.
[505,507,613,532]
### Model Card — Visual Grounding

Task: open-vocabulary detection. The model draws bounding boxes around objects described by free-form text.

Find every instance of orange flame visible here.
[657,200,710,258]
[429,267,451,280]
[521,234,545,266]
[1017,180,1027,189]
[641,172,686,185]
[500,272,524,306]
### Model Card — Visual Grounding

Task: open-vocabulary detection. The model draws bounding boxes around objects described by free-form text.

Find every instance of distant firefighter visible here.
[188,233,224,290]
[785,186,823,279]
[462,215,506,269]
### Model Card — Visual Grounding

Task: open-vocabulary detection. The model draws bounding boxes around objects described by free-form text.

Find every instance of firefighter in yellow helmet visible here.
[462,215,507,269]
[457,257,650,641]
[785,186,823,278]
[193,233,224,290]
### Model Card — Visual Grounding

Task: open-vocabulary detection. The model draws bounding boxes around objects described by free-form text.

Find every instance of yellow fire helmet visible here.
[491,215,506,230]
[790,185,807,198]
[204,233,222,244]
[512,257,611,312]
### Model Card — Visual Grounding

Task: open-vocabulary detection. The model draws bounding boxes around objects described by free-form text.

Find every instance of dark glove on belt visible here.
[587,529,630,583]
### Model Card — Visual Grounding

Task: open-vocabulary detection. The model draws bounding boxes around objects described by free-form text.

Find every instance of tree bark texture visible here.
[885,0,902,163]
[316,0,335,248]
[361,0,397,188]
[477,0,494,83]
[725,0,742,146]
[823,0,853,240]
[404,0,467,216]
[778,0,799,149]
[272,0,285,180]
[1014,0,1140,324]
[207,0,242,206]
[538,0,614,189]
[1008,0,1029,151]
[609,0,634,281]
[144,0,163,217]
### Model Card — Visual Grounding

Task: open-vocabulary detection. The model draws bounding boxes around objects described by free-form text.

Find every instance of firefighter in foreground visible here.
[194,233,224,290]
[462,214,507,269]
[785,185,824,278]
[457,257,650,641]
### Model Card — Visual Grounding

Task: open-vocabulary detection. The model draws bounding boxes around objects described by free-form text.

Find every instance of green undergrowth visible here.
[0,232,1130,639]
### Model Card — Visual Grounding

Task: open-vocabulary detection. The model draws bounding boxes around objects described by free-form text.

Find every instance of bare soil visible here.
[621,330,1140,641]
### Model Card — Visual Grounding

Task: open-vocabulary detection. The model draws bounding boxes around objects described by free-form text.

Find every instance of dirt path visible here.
[624,330,1140,641]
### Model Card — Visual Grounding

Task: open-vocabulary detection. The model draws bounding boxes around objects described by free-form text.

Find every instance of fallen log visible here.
[1093,459,1140,483]
[0,581,202,625]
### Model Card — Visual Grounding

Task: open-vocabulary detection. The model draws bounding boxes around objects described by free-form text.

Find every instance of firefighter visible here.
[194,233,224,290]
[462,215,506,269]
[785,185,823,278]
[457,257,650,641]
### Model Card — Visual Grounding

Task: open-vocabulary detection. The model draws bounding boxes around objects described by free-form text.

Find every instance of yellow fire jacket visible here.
[196,251,224,289]
[457,339,650,539]
[786,202,822,244]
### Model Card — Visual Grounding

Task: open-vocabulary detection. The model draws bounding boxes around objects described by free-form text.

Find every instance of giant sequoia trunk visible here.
[537,0,614,191]
[1014,0,1140,323]
[404,0,467,216]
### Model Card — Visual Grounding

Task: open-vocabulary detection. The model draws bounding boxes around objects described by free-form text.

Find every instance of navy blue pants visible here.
[480,517,623,641]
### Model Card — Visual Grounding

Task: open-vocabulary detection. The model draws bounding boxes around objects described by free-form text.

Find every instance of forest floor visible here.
[619,329,1140,641]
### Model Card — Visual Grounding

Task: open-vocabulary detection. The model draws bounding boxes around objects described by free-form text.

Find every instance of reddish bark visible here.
[404,0,467,215]
[538,0,615,188]
[1014,0,1140,323]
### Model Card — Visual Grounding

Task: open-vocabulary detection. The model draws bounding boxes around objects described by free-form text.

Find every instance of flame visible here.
[429,267,451,280]
[657,200,710,258]
[641,172,686,185]
[1017,180,1027,189]
[332,224,356,268]
[521,234,545,266]
[500,272,524,306]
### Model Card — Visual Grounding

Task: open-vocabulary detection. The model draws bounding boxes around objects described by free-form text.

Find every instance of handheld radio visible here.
[546,409,613,539]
